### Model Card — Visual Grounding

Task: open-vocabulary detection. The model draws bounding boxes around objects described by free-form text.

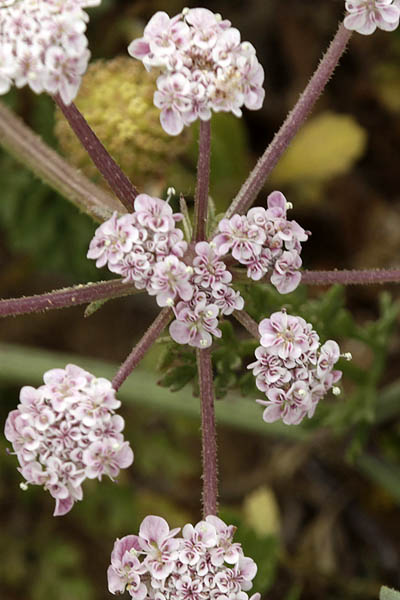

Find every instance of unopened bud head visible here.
[286,202,293,210]
[332,386,341,396]
[20,482,28,491]
[343,352,352,361]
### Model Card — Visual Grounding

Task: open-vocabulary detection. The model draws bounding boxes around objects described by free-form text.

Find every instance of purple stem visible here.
[193,120,211,242]
[301,269,400,286]
[233,310,260,339]
[0,279,139,318]
[54,95,139,212]
[112,308,173,391]
[196,347,218,517]
[231,267,400,287]
[225,22,352,218]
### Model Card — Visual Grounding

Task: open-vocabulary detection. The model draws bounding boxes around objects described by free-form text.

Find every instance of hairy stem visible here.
[231,267,400,287]
[0,279,140,318]
[112,308,173,391]
[0,101,123,222]
[301,268,400,286]
[225,22,352,218]
[196,347,218,517]
[193,120,211,242]
[54,95,139,213]
[233,310,260,339]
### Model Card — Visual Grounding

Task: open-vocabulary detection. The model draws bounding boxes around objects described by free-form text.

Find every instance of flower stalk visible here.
[112,308,173,391]
[0,279,139,318]
[193,120,211,242]
[197,347,218,517]
[233,309,260,339]
[54,95,139,213]
[301,268,400,286]
[225,22,353,218]
[230,267,400,287]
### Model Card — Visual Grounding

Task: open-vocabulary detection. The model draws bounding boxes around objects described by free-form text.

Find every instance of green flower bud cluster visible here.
[55,57,192,192]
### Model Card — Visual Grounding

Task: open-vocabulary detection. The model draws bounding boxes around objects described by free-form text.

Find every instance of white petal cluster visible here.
[248,311,343,425]
[213,191,308,294]
[108,514,260,600]
[4,364,133,515]
[128,8,265,135]
[0,0,101,103]
[87,194,188,307]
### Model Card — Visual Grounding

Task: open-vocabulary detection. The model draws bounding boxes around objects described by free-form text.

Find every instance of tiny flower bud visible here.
[286,202,293,210]
[332,386,341,396]
[343,352,352,361]
[20,482,28,491]
[182,7,189,16]
[166,297,175,307]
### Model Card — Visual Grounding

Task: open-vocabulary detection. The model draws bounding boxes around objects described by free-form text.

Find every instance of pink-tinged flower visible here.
[128,8,265,135]
[250,312,343,425]
[4,364,133,515]
[83,439,133,480]
[139,515,180,579]
[270,250,302,294]
[211,282,244,315]
[170,300,221,348]
[344,0,400,34]
[154,72,192,135]
[265,190,288,219]
[0,0,101,103]
[108,535,147,598]
[242,248,272,281]
[259,311,308,360]
[108,515,259,600]
[214,214,265,260]
[147,255,194,307]
[87,212,137,268]
[317,340,341,378]
[193,241,232,288]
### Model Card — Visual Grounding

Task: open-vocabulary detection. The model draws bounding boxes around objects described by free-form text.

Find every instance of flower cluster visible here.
[87,194,188,296]
[108,514,260,600]
[4,364,133,516]
[248,311,343,425]
[128,7,265,135]
[344,0,400,35]
[213,191,308,294]
[88,194,244,349]
[169,241,244,348]
[0,0,101,103]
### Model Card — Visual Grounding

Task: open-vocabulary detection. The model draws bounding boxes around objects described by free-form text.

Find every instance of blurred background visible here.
[1,1,400,599]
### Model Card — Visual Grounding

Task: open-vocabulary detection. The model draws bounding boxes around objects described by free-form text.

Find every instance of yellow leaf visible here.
[270,111,367,187]
[243,486,281,537]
